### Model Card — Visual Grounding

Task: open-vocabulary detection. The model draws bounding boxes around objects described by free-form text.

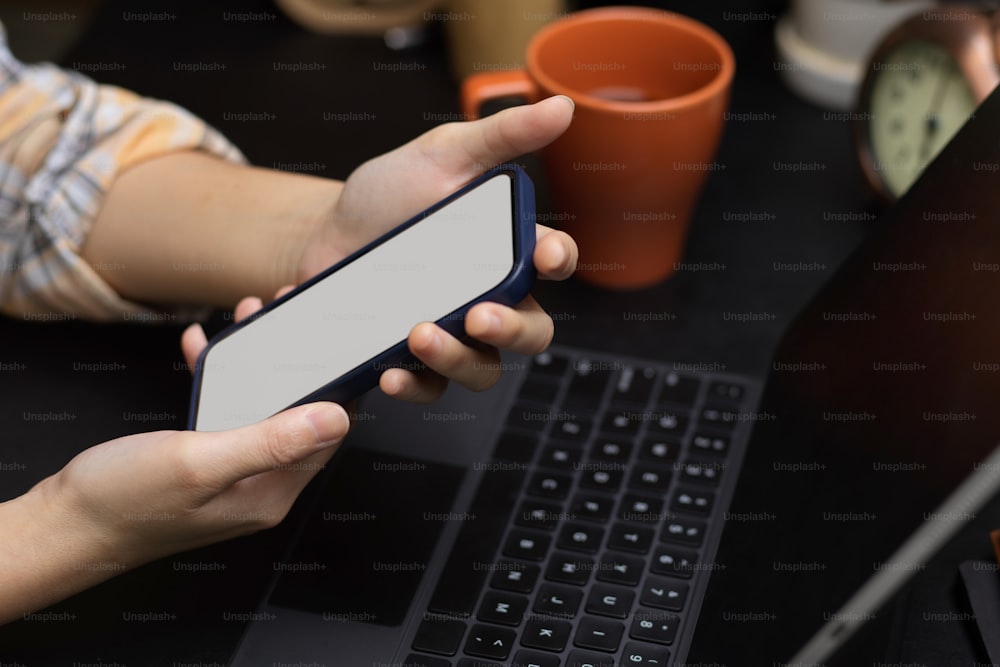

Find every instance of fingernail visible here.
[419,326,442,355]
[555,95,575,111]
[551,241,569,272]
[484,312,502,335]
[305,403,349,448]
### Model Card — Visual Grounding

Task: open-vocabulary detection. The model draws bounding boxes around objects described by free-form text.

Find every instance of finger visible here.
[273,285,295,301]
[422,95,575,177]
[182,440,340,539]
[407,322,503,392]
[194,402,350,488]
[218,404,363,507]
[379,367,449,403]
[465,297,554,355]
[181,323,208,373]
[534,226,578,281]
[234,296,263,322]
[216,444,339,517]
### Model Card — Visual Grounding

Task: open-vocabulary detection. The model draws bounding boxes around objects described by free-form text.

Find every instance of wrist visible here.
[32,473,130,571]
[0,477,125,623]
[290,187,362,286]
[267,168,346,291]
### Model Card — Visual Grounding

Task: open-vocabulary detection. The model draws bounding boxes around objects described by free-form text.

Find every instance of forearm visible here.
[0,479,120,625]
[80,152,344,308]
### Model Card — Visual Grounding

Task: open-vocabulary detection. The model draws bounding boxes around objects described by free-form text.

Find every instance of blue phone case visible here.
[187,164,536,430]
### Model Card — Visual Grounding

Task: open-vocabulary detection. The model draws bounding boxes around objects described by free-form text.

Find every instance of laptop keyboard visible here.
[403,347,757,667]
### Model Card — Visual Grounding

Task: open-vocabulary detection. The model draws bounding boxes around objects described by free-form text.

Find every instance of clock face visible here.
[869,40,978,197]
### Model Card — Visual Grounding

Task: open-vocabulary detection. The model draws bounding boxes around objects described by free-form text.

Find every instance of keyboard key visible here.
[512,649,561,667]
[490,561,539,594]
[521,617,572,652]
[534,583,583,616]
[707,380,746,403]
[539,443,583,470]
[622,641,671,666]
[530,351,569,378]
[611,365,658,406]
[640,576,689,611]
[412,618,466,656]
[670,489,714,515]
[629,609,680,645]
[551,415,592,443]
[578,467,624,493]
[589,439,633,464]
[570,494,614,523]
[574,616,624,652]
[600,409,644,437]
[502,530,551,561]
[545,553,594,586]
[628,465,672,493]
[691,433,730,456]
[477,591,528,626]
[403,654,453,667]
[679,459,724,486]
[660,517,707,547]
[465,624,517,660]
[618,494,665,524]
[658,371,700,406]
[556,522,605,553]
[566,649,616,667]
[517,501,564,530]
[427,466,526,615]
[650,547,698,579]
[608,523,654,554]
[585,584,635,618]
[648,412,689,438]
[527,471,573,500]
[597,554,645,586]
[699,405,738,431]
[639,439,681,464]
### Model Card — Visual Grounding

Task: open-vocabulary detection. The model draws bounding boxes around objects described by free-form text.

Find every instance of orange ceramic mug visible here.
[461,6,735,289]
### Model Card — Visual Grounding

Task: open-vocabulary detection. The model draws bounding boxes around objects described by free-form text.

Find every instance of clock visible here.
[854,6,1000,201]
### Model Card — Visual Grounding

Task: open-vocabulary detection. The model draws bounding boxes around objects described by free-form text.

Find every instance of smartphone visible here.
[189,164,536,431]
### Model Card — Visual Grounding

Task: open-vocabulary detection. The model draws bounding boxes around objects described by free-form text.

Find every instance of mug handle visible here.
[461,70,540,120]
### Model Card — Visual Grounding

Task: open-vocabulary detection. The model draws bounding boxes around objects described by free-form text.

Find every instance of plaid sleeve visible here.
[0,25,245,322]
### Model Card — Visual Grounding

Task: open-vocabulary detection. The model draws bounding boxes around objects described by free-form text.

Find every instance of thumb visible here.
[425,95,575,176]
[203,402,350,486]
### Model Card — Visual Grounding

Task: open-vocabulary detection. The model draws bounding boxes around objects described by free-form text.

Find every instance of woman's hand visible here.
[298,95,579,402]
[1,400,348,624]
[44,402,349,565]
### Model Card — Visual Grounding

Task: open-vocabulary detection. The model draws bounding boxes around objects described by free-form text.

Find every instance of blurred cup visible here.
[461,6,735,289]
[444,0,568,82]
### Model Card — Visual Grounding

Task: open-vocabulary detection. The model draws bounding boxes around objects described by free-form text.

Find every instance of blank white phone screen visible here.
[195,173,516,431]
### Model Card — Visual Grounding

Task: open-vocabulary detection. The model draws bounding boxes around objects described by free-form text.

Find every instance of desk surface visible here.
[0,0,940,663]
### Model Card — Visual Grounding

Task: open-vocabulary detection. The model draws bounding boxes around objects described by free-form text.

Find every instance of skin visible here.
[0,96,578,624]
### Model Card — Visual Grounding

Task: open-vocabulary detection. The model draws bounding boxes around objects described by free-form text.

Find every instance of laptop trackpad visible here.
[267,446,465,626]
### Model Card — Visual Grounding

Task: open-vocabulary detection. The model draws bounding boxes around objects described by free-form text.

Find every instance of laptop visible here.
[229,85,1000,667]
